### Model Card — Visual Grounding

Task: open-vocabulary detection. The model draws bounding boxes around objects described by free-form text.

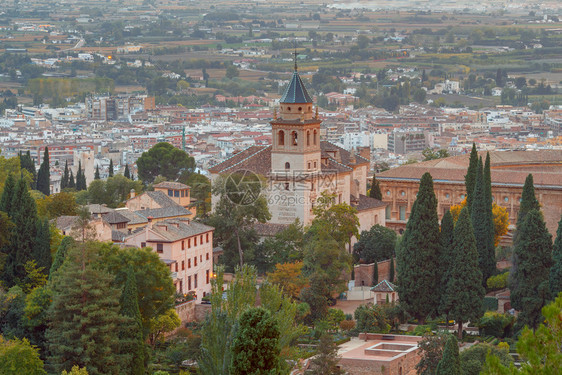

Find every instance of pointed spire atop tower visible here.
[293,48,298,71]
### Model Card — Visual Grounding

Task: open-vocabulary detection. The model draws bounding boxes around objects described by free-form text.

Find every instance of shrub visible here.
[483,297,499,312]
[354,303,390,333]
[486,272,508,291]
[477,311,515,338]
[459,342,512,375]
[339,320,356,331]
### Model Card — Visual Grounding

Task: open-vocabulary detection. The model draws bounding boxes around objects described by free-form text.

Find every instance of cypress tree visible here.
[49,236,74,280]
[46,245,134,375]
[483,152,495,247]
[517,174,540,233]
[549,215,562,299]
[36,147,50,196]
[62,160,69,189]
[19,151,37,188]
[120,266,146,375]
[369,172,382,200]
[436,335,461,375]
[109,159,114,178]
[439,210,455,317]
[471,157,496,284]
[0,173,16,215]
[68,170,75,189]
[464,143,478,211]
[34,218,51,275]
[445,207,485,339]
[94,165,100,180]
[389,257,395,283]
[75,162,83,191]
[510,209,553,330]
[80,168,87,190]
[397,172,441,323]
[4,178,38,286]
[372,261,378,286]
[124,164,130,180]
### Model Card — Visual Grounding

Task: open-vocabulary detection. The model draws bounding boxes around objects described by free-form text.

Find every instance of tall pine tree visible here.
[75,162,83,191]
[3,177,38,286]
[549,215,562,299]
[49,236,74,280]
[36,147,50,196]
[471,157,496,284]
[61,160,69,189]
[124,164,130,180]
[464,143,478,211]
[19,151,37,188]
[34,218,51,276]
[436,335,461,375]
[119,266,146,375]
[369,172,382,200]
[510,209,553,330]
[439,210,455,318]
[517,174,540,233]
[108,159,114,178]
[0,173,16,215]
[79,168,87,190]
[68,170,75,189]
[46,244,134,375]
[445,207,485,339]
[94,165,100,180]
[397,172,441,323]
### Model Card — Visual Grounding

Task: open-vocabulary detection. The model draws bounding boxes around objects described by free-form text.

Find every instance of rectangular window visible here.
[206,270,210,284]
[194,257,197,267]
[141,242,146,248]
[168,189,173,197]
[399,206,406,221]
[156,243,163,253]
[385,206,391,220]
[206,233,209,243]
[206,253,209,261]
[179,280,183,294]
[188,259,191,268]
[194,237,197,246]
[181,190,184,197]
[182,261,185,270]
[188,239,191,248]
[174,190,179,197]
[200,255,202,262]
[181,240,185,250]
[175,263,178,272]
[194,274,198,288]
[188,276,191,290]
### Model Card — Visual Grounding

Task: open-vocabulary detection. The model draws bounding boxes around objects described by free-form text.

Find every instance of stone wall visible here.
[355,259,394,287]
[195,303,212,321]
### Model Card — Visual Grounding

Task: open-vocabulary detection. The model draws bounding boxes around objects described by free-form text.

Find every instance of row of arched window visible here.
[278,129,317,147]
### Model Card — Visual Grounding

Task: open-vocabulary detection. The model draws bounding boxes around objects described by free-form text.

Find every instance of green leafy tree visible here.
[439,210,455,318]
[422,148,450,161]
[509,209,553,330]
[483,293,562,374]
[49,236,74,279]
[0,173,16,214]
[397,172,441,324]
[136,142,195,184]
[460,343,512,375]
[23,284,52,350]
[0,336,46,375]
[445,207,485,339]
[353,224,396,264]
[108,159,114,178]
[549,215,562,298]
[436,335,461,375]
[46,243,135,375]
[416,332,448,375]
[46,192,78,219]
[369,173,382,200]
[471,157,496,284]
[119,266,145,375]
[19,151,36,188]
[354,303,390,333]
[230,307,280,375]
[464,143,478,211]
[148,308,180,348]
[308,334,345,375]
[0,286,26,339]
[36,147,50,196]
[183,172,211,217]
[62,366,89,375]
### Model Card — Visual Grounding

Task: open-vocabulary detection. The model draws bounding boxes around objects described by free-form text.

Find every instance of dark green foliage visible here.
[46,244,135,375]
[483,152,495,250]
[354,303,390,333]
[510,209,553,330]
[549,214,562,299]
[119,266,146,375]
[445,208,485,339]
[0,173,15,215]
[68,170,75,189]
[136,142,195,184]
[436,335,460,375]
[415,332,448,375]
[483,297,499,312]
[49,236,74,280]
[369,173,382,200]
[19,151,36,188]
[372,262,378,286]
[0,286,26,339]
[517,174,540,233]
[0,336,46,375]
[471,158,496,284]
[3,178,38,286]
[389,257,395,283]
[75,162,83,191]
[397,172,441,323]
[124,164,130,179]
[459,343,512,375]
[308,334,344,375]
[61,161,69,189]
[230,307,280,375]
[439,210,455,316]
[477,312,515,338]
[108,159,114,178]
[36,147,50,196]
[464,143,478,211]
[353,224,396,264]
[33,218,51,275]
[299,273,330,323]
[94,165,100,180]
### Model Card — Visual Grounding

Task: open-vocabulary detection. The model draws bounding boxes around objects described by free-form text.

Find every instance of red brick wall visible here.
[354,259,395,287]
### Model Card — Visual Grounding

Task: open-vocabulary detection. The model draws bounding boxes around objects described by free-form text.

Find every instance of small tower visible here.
[270,52,321,173]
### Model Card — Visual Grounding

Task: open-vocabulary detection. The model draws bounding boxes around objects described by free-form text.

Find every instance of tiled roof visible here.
[353,194,388,211]
[321,142,369,166]
[112,229,127,242]
[55,215,79,230]
[154,181,190,190]
[145,191,179,207]
[371,279,397,292]
[136,205,192,220]
[148,219,214,242]
[102,211,130,224]
[86,204,113,215]
[280,71,313,104]
[208,146,270,174]
[116,209,148,225]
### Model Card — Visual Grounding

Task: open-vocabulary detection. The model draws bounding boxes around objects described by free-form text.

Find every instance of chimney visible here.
[147,216,153,229]
[130,189,136,199]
